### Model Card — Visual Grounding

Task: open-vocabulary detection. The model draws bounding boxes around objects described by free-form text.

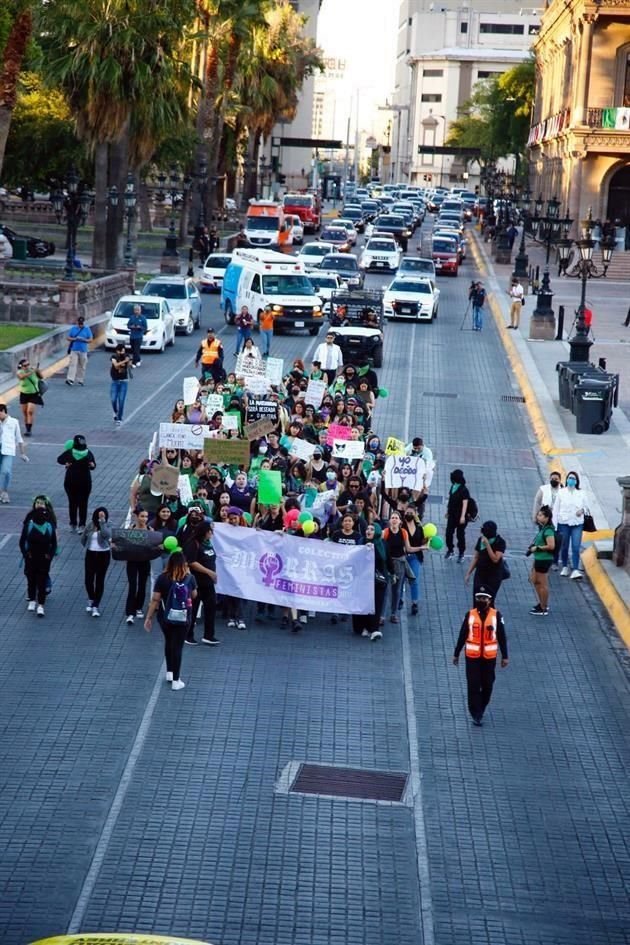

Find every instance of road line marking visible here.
[0,534,13,551]
[66,667,165,932]
[399,321,435,945]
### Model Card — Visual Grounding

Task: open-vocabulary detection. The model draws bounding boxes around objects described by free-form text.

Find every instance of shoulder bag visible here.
[583,514,596,533]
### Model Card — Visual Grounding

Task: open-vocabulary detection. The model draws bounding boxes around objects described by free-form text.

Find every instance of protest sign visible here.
[289,438,316,461]
[204,394,224,417]
[243,375,269,396]
[203,438,250,467]
[246,399,278,423]
[178,475,194,506]
[151,463,180,495]
[148,431,158,460]
[384,454,426,491]
[244,418,277,441]
[159,423,216,451]
[257,469,283,506]
[183,376,199,405]
[236,352,265,376]
[265,357,284,386]
[332,439,365,460]
[110,528,164,562]
[221,413,240,432]
[305,379,327,407]
[326,422,352,445]
[213,524,374,614]
[385,436,406,456]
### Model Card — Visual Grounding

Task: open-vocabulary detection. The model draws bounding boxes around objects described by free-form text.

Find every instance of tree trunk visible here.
[105,132,129,270]
[242,131,260,207]
[0,7,33,178]
[92,142,108,268]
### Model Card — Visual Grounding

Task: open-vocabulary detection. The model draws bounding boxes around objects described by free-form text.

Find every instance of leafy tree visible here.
[0,1,34,177]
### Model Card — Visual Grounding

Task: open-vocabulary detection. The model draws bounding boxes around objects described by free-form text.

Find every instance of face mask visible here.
[567,477,577,488]
[550,479,560,487]
[259,446,268,455]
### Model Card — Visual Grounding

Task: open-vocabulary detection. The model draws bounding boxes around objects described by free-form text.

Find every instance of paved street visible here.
[0,221,629,945]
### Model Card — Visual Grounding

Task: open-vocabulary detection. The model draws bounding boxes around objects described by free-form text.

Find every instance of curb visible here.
[469,231,630,647]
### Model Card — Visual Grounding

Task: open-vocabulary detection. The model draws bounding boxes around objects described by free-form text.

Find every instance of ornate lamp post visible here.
[156,164,183,273]
[528,195,566,339]
[108,172,138,269]
[494,180,515,264]
[558,208,615,362]
[50,167,92,281]
[512,186,531,289]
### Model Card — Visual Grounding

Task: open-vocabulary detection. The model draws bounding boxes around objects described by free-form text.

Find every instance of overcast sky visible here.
[317,0,397,141]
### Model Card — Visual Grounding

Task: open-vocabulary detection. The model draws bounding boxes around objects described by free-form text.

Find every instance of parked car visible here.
[319,253,364,290]
[199,252,232,293]
[360,236,401,272]
[142,276,201,334]
[0,223,55,259]
[383,276,440,323]
[105,295,176,352]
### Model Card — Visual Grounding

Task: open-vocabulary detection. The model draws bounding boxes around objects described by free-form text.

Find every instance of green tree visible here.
[0,1,34,178]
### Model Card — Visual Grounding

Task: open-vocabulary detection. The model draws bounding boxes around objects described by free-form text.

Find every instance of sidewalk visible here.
[470,231,630,646]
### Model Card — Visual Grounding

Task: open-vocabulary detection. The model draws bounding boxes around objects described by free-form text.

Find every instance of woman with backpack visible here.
[19,495,58,617]
[144,551,197,691]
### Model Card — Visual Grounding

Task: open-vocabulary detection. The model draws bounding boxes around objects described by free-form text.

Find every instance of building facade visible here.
[528,0,630,230]
[392,1,539,186]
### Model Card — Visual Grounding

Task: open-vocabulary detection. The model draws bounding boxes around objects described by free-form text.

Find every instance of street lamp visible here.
[108,172,137,269]
[50,166,91,281]
[557,208,615,361]
[528,195,568,335]
[512,186,532,284]
[156,164,182,258]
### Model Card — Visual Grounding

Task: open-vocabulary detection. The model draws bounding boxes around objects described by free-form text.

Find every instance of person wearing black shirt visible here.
[453,588,508,726]
[464,520,507,603]
[337,477,367,513]
[110,343,132,425]
[445,468,470,562]
[184,521,218,646]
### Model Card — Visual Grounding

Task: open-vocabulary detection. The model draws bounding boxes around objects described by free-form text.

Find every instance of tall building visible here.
[528,0,630,228]
[391,1,540,186]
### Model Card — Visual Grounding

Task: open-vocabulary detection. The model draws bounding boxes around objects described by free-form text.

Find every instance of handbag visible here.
[583,514,596,533]
[500,558,511,580]
[38,378,48,395]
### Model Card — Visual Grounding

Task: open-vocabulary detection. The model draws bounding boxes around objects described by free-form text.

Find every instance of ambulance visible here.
[245,200,292,249]
[220,248,325,335]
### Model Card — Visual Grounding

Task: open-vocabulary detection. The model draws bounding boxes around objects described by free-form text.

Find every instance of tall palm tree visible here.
[0,1,33,178]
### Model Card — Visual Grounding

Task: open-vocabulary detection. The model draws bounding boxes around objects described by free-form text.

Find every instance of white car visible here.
[296,241,338,271]
[360,237,401,272]
[383,276,440,323]
[142,275,201,335]
[286,214,304,245]
[105,295,176,352]
[307,272,347,310]
[200,252,233,292]
[333,218,358,246]
[398,256,436,279]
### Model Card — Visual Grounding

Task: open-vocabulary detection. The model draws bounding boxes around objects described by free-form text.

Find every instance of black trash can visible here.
[556,361,604,411]
[574,376,617,434]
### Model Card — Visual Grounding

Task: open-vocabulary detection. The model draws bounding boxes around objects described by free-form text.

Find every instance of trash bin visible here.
[11,236,28,261]
[574,376,617,434]
[556,361,603,410]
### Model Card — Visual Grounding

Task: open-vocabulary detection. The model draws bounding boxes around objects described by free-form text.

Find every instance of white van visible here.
[221,248,325,335]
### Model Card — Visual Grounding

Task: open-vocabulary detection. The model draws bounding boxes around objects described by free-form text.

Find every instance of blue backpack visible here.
[163,577,192,624]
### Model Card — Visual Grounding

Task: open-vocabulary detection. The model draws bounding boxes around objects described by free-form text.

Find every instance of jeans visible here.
[130,336,143,365]
[110,380,128,421]
[67,350,88,383]
[126,560,150,615]
[557,523,583,570]
[235,327,252,355]
[85,550,111,606]
[0,453,14,492]
[472,305,483,330]
[388,558,406,614]
[260,328,273,356]
[406,554,422,603]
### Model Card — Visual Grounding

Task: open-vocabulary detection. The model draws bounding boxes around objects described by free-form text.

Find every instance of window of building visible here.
[477,71,503,79]
[528,25,540,36]
[423,69,444,77]
[421,93,442,103]
[460,22,468,34]
[480,22,524,35]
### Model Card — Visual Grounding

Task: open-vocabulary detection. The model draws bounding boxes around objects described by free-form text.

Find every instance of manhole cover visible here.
[290,764,408,802]
[501,394,526,403]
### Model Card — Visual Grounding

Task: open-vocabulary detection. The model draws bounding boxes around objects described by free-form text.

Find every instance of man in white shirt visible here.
[508,277,524,329]
[314,331,344,384]
[0,402,29,503]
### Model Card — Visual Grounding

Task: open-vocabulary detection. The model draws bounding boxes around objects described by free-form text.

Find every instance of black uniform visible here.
[454,607,508,724]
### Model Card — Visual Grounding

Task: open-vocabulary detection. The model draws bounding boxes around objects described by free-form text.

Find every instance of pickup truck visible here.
[327,289,384,368]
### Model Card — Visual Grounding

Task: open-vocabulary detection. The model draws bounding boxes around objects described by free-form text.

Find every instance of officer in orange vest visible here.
[195,328,224,382]
[452,586,508,726]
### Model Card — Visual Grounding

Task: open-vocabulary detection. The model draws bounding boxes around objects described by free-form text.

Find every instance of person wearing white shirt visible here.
[314,331,344,384]
[508,277,524,330]
[552,470,590,579]
[0,402,29,503]
[405,436,435,518]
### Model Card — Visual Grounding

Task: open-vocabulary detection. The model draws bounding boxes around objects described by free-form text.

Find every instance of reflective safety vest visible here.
[200,338,221,364]
[465,608,498,660]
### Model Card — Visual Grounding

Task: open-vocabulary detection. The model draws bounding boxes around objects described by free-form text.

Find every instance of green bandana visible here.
[72,449,89,461]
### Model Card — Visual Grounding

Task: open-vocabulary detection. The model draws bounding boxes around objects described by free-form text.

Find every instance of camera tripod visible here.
[459,298,473,331]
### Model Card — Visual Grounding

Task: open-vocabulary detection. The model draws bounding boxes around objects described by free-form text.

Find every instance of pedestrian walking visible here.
[127,303,147,367]
[19,495,58,617]
[452,588,508,727]
[553,470,590,579]
[445,468,470,562]
[259,306,276,357]
[124,508,152,623]
[401,508,427,616]
[195,328,224,382]
[528,505,555,616]
[183,520,219,646]
[16,357,44,436]
[81,506,112,618]
[110,343,132,425]
[144,551,198,691]
[234,305,254,356]
[507,223,518,249]
[351,523,392,641]
[507,277,524,329]
[65,316,93,386]
[0,402,29,503]
[382,510,415,623]
[464,520,507,603]
[469,280,486,331]
[532,470,563,568]
[314,331,344,385]
[57,435,96,533]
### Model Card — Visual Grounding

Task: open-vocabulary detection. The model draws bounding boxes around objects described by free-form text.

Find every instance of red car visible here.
[431,236,460,276]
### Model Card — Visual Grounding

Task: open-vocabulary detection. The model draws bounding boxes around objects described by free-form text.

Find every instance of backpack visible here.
[163,577,192,623]
[466,497,479,522]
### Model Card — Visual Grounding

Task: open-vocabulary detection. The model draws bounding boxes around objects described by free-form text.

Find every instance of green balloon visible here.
[163,536,178,552]
[242,511,253,525]
[64,439,74,451]
[297,511,314,524]
[378,388,389,398]
[429,535,444,551]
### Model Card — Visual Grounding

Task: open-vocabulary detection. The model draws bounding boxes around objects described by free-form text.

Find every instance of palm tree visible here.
[0,1,33,178]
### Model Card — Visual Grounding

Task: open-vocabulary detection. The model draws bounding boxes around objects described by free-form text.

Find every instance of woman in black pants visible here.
[183,520,219,646]
[445,468,470,563]
[56,435,96,533]
[125,509,152,625]
[144,552,197,691]
[81,506,112,617]
[19,495,58,618]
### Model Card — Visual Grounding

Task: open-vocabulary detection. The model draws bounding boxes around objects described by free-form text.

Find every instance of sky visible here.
[316,0,398,143]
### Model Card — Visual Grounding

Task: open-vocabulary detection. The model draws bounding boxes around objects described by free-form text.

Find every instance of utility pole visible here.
[343,113,351,193]
[353,93,360,184]
[378,103,410,185]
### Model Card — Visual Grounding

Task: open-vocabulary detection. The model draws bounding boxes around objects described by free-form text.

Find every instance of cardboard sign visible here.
[159,422,215,451]
[265,357,284,386]
[384,454,426,490]
[385,436,406,456]
[204,394,224,417]
[244,418,277,441]
[305,379,327,407]
[332,439,365,460]
[178,474,194,505]
[150,463,180,495]
[148,431,158,460]
[246,398,278,423]
[243,375,269,396]
[326,422,352,445]
[204,438,250,467]
[289,438,316,461]
[183,376,200,405]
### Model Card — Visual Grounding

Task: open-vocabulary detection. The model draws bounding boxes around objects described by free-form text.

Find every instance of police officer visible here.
[452,587,508,726]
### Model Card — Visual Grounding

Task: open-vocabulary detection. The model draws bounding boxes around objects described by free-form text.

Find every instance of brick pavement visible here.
[0,223,628,945]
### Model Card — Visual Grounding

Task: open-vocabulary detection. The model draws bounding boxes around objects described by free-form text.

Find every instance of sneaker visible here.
[37,604,45,617]
[445,551,454,560]
[570,569,583,580]
[202,638,220,646]
[27,600,36,612]
[171,679,186,691]
[136,360,142,367]
[65,379,74,386]
[86,602,94,612]
[472,716,483,727]
[390,614,399,624]
[560,566,570,577]
[299,614,308,624]
[184,637,199,646]
[361,629,369,638]
[411,603,418,616]
[114,414,118,423]
[291,620,301,633]
[227,619,236,628]
[237,619,246,630]
[370,630,383,642]
[77,381,84,386]
[76,526,84,535]
[166,671,173,682]
[70,525,77,533]
[551,563,559,571]
[115,419,122,427]
[0,491,8,504]
[126,615,134,625]
[457,554,465,564]
[529,604,543,615]
[91,607,100,618]
[134,609,143,618]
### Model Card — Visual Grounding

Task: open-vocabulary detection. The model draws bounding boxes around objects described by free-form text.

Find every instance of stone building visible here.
[528,0,630,231]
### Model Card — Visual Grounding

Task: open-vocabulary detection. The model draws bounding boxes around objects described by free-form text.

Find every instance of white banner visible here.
[204,394,224,416]
[332,439,365,460]
[159,422,217,450]
[183,376,200,405]
[213,524,374,614]
[265,357,284,386]
[384,454,426,491]
[289,438,316,461]
[305,379,327,407]
[236,352,265,376]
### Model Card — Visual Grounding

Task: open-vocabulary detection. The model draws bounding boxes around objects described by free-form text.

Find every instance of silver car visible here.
[142,275,202,335]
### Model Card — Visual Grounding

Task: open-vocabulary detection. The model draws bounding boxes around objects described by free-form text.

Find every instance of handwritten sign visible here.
[151,463,180,495]
[244,418,277,441]
[178,474,194,505]
[159,423,216,450]
[236,352,265,376]
[332,440,365,460]
[289,438,316,461]
[183,376,200,405]
[246,398,278,423]
[204,394,224,417]
[305,379,327,407]
[204,438,251,467]
[326,422,352,445]
[243,375,269,396]
[265,357,284,386]
[221,413,240,432]
[385,436,406,456]
[384,454,426,490]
